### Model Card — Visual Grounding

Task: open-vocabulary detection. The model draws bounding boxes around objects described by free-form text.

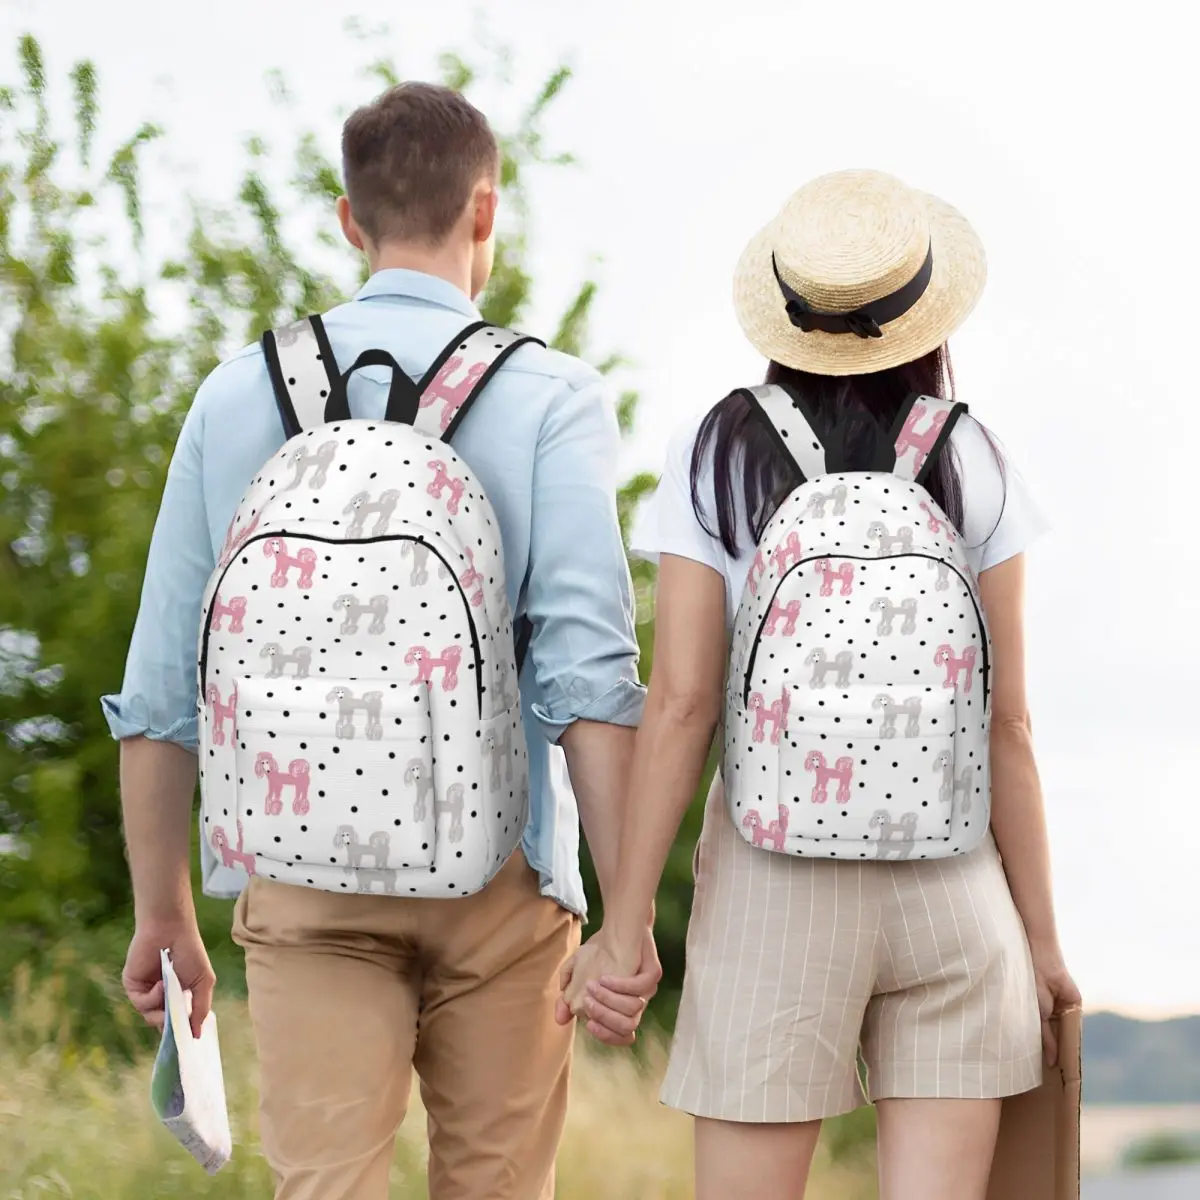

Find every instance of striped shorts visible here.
[661,774,1043,1123]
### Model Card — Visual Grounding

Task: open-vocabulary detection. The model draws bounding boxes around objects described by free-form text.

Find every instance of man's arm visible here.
[558,721,634,908]
[523,372,646,913]
[118,738,213,1037]
[122,739,198,928]
[104,398,218,1037]
[523,373,659,1045]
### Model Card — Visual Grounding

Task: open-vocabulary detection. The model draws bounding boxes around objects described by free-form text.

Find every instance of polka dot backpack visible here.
[725,384,991,862]
[197,315,540,898]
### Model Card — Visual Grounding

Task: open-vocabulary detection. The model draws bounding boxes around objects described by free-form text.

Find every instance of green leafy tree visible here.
[0,31,715,1037]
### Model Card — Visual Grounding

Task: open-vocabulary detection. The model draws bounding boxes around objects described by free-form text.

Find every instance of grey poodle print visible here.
[493,657,517,710]
[286,440,337,491]
[401,541,430,586]
[274,318,311,348]
[805,647,853,688]
[483,724,514,792]
[437,783,466,844]
[400,541,450,587]
[870,809,919,859]
[866,521,914,556]
[351,865,399,894]
[933,752,975,811]
[342,489,401,538]
[870,596,918,636]
[334,826,391,869]
[326,686,384,740]
[872,693,922,738]
[259,643,312,679]
[332,593,388,635]
[405,757,434,822]
[806,484,847,518]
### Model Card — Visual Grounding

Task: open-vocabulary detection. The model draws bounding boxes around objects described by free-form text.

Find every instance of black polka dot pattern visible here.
[197,324,531,897]
[725,470,991,863]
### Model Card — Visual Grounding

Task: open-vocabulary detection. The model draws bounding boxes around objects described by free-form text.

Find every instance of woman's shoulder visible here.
[948,411,1006,498]
[629,409,724,569]
[657,408,727,508]
[665,408,712,463]
[947,411,1049,571]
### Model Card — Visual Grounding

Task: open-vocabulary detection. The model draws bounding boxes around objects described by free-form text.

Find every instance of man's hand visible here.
[123,918,215,1040]
[118,737,209,1036]
[555,926,661,1047]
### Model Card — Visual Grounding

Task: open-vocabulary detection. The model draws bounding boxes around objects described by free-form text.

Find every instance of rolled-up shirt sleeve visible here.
[100,395,215,751]
[524,374,646,742]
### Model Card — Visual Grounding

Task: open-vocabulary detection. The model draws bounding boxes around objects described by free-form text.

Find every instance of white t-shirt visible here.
[631,410,1048,623]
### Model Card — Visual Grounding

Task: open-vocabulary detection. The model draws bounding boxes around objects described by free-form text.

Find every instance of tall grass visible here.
[1,965,878,1198]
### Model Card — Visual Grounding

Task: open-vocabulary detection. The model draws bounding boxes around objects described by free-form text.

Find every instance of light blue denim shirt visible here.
[101,269,645,917]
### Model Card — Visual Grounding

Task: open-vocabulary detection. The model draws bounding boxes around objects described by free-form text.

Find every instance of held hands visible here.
[122,918,215,1041]
[555,926,662,1047]
[1030,940,1082,1067]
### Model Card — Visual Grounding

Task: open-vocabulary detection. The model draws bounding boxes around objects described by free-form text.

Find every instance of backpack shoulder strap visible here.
[413,322,544,441]
[736,382,828,484]
[412,322,542,673]
[262,315,345,440]
[888,394,969,484]
[262,316,544,443]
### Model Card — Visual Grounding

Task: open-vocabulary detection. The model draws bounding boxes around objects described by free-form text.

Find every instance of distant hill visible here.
[1086,1012,1200,1104]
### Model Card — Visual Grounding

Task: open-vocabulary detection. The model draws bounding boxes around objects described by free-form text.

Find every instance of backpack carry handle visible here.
[330,348,424,427]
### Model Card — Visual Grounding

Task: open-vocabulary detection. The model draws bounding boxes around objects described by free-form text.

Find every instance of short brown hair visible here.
[341,82,499,246]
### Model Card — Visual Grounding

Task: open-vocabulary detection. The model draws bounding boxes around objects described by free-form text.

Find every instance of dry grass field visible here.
[1,967,877,1199]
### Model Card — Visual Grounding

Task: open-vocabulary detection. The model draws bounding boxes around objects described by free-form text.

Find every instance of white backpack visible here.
[197,314,539,898]
[725,385,991,862]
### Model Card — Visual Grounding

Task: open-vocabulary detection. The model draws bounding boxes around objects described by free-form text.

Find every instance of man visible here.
[106,82,659,1200]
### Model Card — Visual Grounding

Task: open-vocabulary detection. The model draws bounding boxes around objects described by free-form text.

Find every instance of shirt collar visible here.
[354,268,481,319]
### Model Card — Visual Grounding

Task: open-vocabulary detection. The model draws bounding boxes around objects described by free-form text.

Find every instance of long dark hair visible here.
[691,345,993,556]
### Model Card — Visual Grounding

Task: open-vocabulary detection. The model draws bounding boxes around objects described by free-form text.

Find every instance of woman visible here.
[562,170,1080,1200]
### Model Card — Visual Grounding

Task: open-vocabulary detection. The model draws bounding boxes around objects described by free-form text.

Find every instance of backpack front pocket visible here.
[230,675,437,883]
[750,683,979,857]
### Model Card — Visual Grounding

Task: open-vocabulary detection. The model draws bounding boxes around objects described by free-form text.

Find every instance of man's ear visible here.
[337,195,366,251]
[473,180,498,245]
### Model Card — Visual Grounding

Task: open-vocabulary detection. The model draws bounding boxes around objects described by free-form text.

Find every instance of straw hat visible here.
[732,169,986,376]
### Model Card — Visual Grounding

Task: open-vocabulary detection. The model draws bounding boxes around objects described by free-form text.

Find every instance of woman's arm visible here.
[979,555,1056,941]
[605,553,728,960]
[561,553,727,1010]
[980,553,1081,1060]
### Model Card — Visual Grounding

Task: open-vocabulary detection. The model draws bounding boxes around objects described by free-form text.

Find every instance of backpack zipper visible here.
[199,530,484,717]
[740,551,990,709]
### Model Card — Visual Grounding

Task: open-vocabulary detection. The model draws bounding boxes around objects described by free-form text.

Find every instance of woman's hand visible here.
[1030,941,1081,1066]
[555,927,660,1047]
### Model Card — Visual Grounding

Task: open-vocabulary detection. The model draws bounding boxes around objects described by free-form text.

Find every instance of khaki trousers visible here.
[232,850,581,1200]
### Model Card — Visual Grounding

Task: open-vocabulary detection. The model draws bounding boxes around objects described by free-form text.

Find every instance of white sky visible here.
[4,0,1197,1016]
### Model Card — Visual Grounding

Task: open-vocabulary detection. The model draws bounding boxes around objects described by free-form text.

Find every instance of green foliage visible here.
[1121,1130,1200,1169]
[822,1104,878,1166]
[0,32,700,1050]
